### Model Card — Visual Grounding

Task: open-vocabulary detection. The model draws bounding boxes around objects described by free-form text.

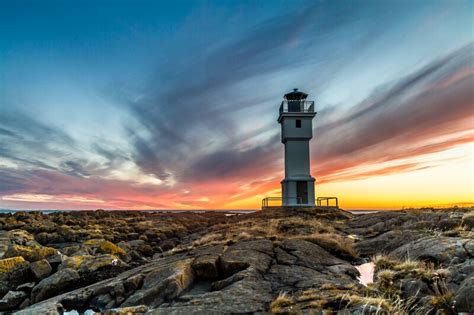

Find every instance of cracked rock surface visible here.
[0,207,471,314]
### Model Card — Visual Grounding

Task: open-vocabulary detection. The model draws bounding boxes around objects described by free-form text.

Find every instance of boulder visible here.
[454,276,474,312]
[401,279,432,300]
[4,244,58,262]
[122,259,194,308]
[31,268,80,303]
[30,259,52,280]
[7,230,37,246]
[355,230,422,257]
[192,254,220,280]
[0,290,27,311]
[0,257,31,296]
[83,239,130,262]
[101,305,149,314]
[59,254,127,273]
[219,240,273,276]
[390,237,472,265]
[461,213,474,230]
[16,282,35,293]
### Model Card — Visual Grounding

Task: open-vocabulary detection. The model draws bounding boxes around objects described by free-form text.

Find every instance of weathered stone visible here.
[59,254,128,276]
[16,282,35,293]
[7,230,37,246]
[30,259,52,280]
[83,239,130,262]
[0,257,31,296]
[355,230,422,257]
[390,237,472,265]
[31,268,80,303]
[0,290,27,311]
[279,239,346,269]
[437,219,459,231]
[4,244,58,263]
[14,300,63,315]
[401,279,431,300]
[102,305,149,314]
[454,276,474,312]
[122,258,194,308]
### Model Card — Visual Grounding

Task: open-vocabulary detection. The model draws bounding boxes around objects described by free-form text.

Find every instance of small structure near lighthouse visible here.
[279,89,316,206]
[262,89,337,209]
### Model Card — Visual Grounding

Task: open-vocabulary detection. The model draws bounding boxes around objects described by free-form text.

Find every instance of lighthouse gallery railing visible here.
[279,100,315,115]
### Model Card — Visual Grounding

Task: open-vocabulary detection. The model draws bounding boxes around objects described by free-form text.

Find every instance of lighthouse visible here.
[278,89,316,206]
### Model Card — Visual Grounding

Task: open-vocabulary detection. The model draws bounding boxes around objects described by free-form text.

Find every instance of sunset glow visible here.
[1,1,473,210]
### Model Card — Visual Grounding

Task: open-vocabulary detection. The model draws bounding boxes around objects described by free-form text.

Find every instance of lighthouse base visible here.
[281,177,315,206]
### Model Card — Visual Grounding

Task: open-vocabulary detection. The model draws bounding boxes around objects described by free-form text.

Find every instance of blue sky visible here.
[0,0,473,209]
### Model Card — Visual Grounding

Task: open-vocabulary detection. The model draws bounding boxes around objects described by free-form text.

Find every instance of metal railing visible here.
[261,197,303,208]
[317,197,339,208]
[279,100,315,114]
[261,196,339,208]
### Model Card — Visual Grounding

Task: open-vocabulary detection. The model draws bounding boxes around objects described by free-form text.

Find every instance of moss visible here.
[84,239,127,258]
[60,255,93,270]
[4,244,57,262]
[0,256,29,273]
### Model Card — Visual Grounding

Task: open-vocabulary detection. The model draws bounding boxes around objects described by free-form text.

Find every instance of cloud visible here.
[123,1,406,187]
[313,43,474,178]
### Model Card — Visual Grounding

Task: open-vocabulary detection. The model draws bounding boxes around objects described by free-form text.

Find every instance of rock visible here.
[0,257,31,296]
[279,239,347,269]
[101,305,149,315]
[30,259,52,280]
[454,276,474,312]
[18,297,30,309]
[462,213,474,230]
[16,282,35,293]
[31,268,80,303]
[0,290,27,311]
[219,240,273,277]
[390,237,472,266]
[192,254,220,280]
[160,240,175,251]
[83,239,130,262]
[401,279,431,300]
[7,230,37,246]
[14,300,63,315]
[355,230,422,257]
[60,254,128,274]
[90,292,114,310]
[4,244,58,262]
[122,258,194,308]
[153,268,273,314]
[0,256,29,275]
[437,219,459,231]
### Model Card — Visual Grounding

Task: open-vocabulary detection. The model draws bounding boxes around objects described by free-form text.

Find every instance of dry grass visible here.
[189,215,342,250]
[340,294,392,311]
[367,255,456,314]
[270,292,298,314]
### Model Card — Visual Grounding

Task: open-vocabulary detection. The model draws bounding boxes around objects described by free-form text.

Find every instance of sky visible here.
[0,0,473,210]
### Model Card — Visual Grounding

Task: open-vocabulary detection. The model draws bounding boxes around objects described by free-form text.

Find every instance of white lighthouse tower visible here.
[278,89,316,206]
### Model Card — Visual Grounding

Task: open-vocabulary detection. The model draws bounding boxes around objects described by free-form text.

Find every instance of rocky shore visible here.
[0,207,472,314]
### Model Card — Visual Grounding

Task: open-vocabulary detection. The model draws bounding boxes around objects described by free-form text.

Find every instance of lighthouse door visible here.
[296,181,308,204]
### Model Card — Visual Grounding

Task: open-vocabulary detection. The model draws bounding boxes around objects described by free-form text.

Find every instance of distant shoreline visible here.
[0,209,381,215]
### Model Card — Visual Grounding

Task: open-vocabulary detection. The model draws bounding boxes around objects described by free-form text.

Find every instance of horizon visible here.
[1,1,473,210]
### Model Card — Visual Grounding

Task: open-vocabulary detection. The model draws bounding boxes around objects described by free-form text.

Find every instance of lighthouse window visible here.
[296,119,302,128]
